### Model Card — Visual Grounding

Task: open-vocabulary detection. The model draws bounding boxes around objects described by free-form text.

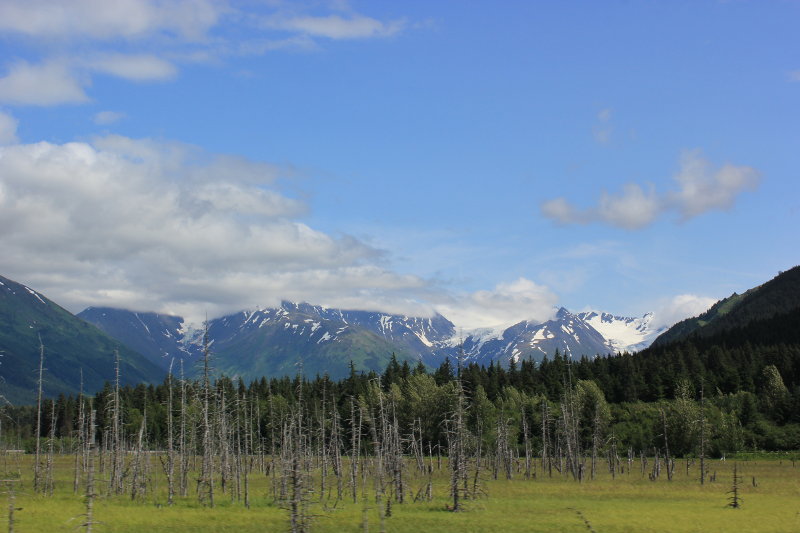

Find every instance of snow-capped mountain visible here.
[80,303,456,380]
[79,303,662,380]
[203,302,456,359]
[577,311,667,353]
[454,308,615,365]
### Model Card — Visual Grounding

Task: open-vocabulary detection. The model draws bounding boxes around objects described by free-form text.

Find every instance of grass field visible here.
[1,453,799,532]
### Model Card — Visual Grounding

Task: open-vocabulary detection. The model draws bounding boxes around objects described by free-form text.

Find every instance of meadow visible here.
[1,453,798,533]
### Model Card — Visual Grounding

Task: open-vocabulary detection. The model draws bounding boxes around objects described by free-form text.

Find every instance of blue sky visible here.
[0,1,797,330]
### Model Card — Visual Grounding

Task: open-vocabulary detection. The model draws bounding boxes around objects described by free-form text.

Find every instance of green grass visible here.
[2,454,800,532]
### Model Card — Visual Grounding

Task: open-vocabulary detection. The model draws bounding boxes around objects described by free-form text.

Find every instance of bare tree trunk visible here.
[109,351,124,496]
[660,408,673,481]
[699,386,706,486]
[448,376,470,511]
[130,409,147,501]
[5,480,17,533]
[74,370,85,494]
[542,399,552,477]
[350,397,360,504]
[319,384,328,503]
[198,323,215,507]
[164,360,176,505]
[521,406,532,480]
[33,337,44,493]
[45,399,56,496]
[83,409,97,533]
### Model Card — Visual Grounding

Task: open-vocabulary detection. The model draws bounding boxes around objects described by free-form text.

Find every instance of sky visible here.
[0,0,798,331]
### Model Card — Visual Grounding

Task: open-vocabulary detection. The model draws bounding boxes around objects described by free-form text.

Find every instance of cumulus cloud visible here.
[0,135,433,323]
[0,111,18,144]
[541,150,760,229]
[435,278,559,331]
[651,293,717,329]
[0,60,89,106]
[668,149,761,220]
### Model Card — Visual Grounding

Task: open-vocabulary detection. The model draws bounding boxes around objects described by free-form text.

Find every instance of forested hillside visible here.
[3,267,799,455]
[0,275,164,404]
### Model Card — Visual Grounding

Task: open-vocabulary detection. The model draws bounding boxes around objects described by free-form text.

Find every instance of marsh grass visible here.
[2,454,799,532]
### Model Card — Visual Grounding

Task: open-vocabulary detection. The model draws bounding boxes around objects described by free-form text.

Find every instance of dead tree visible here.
[349,397,361,504]
[521,406,532,479]
[541,399,552,477]
[82,409,98,533]
[660,408,673,481]
[283,380,313,533]
[197,323,215,507]
[160,360,176,505]
[130,408,148,501]
[699,386,707,485]
[728,463,742,508]
[108,351,124,495]
[560,394,583,481]
[5,479,17,533]
[44,399,56,495]
[494,416,513,480]
[33,336,45,493]
[328,400,344,504]
[448,379,470,511]
[73,370,86,494]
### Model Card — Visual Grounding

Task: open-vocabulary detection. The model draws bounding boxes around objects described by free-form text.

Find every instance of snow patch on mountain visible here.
[577,311,666,353]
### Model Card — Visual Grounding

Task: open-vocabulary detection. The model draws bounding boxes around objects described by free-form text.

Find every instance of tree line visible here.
[4,323,800,457]
[1,320,799,531]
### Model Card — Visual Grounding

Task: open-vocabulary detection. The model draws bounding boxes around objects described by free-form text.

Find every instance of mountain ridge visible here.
[78,303,663,382]
[652,266,800,347]
[0,275,164,404]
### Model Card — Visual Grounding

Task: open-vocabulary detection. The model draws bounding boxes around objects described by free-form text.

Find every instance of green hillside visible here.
[652,266,800,347]
[0,275,165,404]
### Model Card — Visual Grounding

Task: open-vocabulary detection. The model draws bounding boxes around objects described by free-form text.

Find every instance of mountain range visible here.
[13,266,800,404]
[77,302,665,383]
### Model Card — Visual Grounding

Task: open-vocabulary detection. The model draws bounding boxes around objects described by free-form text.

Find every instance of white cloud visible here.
[436,278,558,331]
[597,183,661,229]
[668,149,760,220]
[541,150,760,229]
[789,70,800,82]
[0,55,177,107]
[265,14,405,40]
[93,110,126,125]
[0,60,88,106]
[541,183,660,230]
[0,2,409,107]
[0,135,433,323]
[85,54,177,82]
[540,197,587,225]
[0,111,19,145]
[651,294,717,329]
[0,0,222,41]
